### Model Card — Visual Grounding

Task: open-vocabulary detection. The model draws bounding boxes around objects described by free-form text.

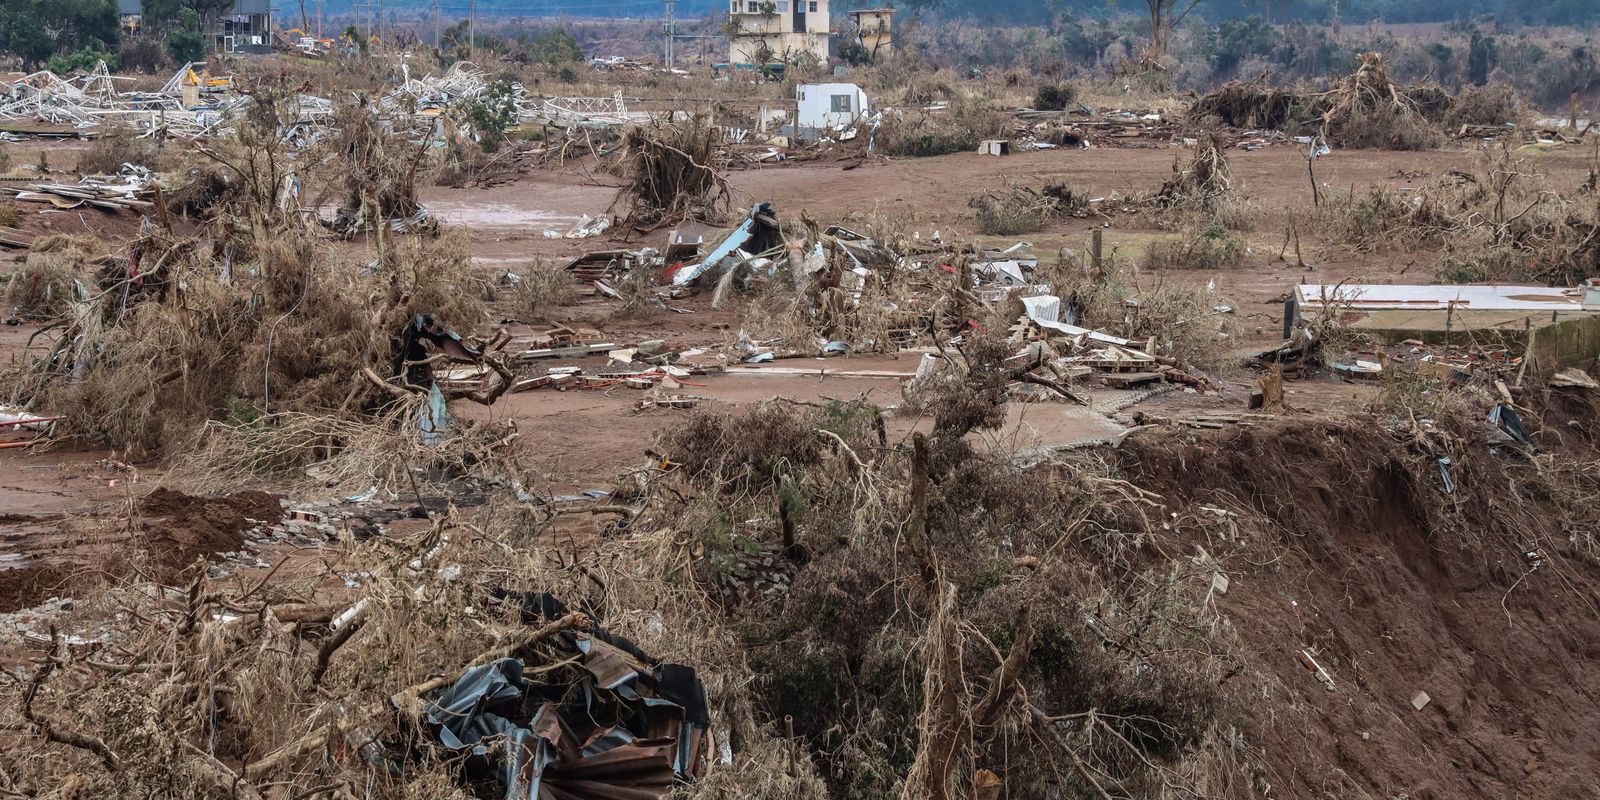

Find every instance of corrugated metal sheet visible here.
[420,593,709,800]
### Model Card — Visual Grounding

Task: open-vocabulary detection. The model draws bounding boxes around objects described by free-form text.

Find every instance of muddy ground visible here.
[1,136,1581,597]
[3,137,1599,797]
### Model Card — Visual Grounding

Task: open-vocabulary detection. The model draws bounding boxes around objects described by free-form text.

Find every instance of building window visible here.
[747,1,758,11]
[830,94,852,113]
[731,0,737,10]
[776,1,787,10]
[808,1,817,11]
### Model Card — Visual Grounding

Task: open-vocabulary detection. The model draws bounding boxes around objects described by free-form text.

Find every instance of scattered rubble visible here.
[0,61,243,140]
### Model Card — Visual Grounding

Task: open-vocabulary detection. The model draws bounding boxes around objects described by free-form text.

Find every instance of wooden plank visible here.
[514,342,619,361]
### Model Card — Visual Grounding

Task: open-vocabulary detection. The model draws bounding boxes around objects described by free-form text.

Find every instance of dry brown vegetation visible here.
[5,90,489,455]
[969,181,1086,236]
[655,370,1253,799]
[1306,142,1600,283]
[611,116,731,229]
[6,38,1600,800]
[1189,53,1530,152]
[876,98,1012,158]
[1141,224,1248,272]
[505,258,575,321]
[9,225,484,452]
[1,234,107,319]
[74,128,175,176]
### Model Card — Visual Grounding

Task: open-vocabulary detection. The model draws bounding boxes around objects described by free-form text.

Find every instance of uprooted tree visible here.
[1186,52,1504,150]
[611,116,732,230]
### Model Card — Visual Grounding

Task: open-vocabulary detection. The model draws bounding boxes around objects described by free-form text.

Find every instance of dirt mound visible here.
[1118,418,1600,798]
[135,488,282,579]
[0,491,281,611]
[0,563,71,614]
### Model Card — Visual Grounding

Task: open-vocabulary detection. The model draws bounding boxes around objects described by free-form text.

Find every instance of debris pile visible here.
[0,478,734,799]
[543,193,1226,386]
[1157,131,1234,211]
[325,103,436,236]
[1013,107,1179,149]
[0,61,242,140]
[422,593,710,797]
[613,117,732,229]
[1189,54,1525,149]
[1005,293,1210,392]
[0,166,156,212]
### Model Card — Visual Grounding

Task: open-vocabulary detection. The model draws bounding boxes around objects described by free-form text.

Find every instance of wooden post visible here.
[1090,228,1103,273]
[1572,91,1580,131]
[1307,150,1321,206]
[784,715,796,776]
[153,184,173,231]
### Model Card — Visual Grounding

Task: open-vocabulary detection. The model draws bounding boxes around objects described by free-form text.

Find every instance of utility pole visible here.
[433,0,441,47]
[468,0,475,61]
[316,0,323,38]
[663,0,675,67]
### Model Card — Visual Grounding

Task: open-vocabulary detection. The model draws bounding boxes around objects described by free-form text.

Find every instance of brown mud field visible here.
[2,79,1600,799]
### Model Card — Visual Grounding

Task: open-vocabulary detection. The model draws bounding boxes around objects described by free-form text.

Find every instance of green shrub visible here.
[1032,83,1078,111]
[460,78,520,152]
[47,47,119,74]
[161,6,204,63]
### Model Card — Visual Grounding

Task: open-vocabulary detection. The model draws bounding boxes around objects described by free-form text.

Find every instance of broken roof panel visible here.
[1020,295,1136,347]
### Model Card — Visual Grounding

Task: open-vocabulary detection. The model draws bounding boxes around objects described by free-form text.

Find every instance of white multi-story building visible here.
[727,0,830,65]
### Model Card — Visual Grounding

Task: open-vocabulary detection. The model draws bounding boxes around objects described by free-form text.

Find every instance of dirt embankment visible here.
[1119,413,1600,799]
[0,489,282,612]
[134,488,283,579]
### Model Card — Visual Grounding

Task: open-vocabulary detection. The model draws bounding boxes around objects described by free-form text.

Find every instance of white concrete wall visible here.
[796,83,868,132]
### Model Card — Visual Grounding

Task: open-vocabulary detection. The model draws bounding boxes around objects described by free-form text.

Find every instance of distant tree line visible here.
[0,0,121,70]
[0,0,225,73]
[863,0,1600,27]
